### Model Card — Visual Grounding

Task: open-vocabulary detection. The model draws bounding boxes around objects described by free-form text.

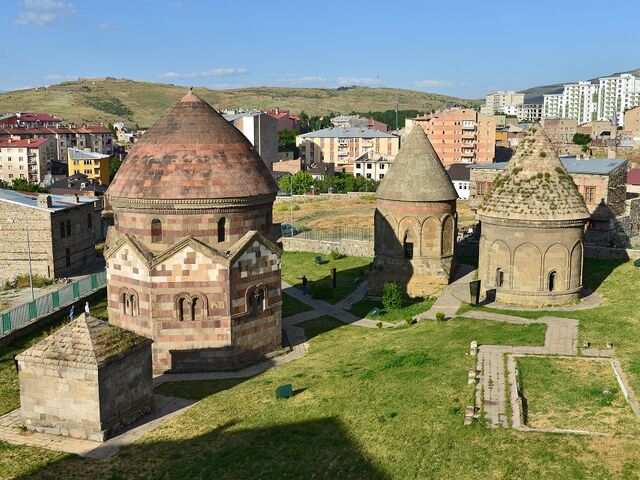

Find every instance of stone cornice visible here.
[479,215,586,229]
[108,193,276,211]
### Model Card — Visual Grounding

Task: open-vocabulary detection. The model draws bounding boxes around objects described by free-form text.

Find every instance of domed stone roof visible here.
[477,124,589,222]
[107,91,277,202]
[376,125,457,202]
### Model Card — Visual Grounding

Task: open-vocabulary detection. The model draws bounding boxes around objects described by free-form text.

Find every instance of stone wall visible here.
[274,192,375,204]
[584,245,640,260]
[282,237,374,257]
[614,197,640,245]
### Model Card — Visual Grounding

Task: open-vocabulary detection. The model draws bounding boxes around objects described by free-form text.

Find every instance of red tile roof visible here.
[628,168,640,186]
[0,138,49,148]
[0,113,61,125]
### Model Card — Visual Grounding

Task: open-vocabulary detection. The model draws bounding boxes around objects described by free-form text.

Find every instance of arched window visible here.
[128,293,138,316]
[218,217,226,243]
[255,288,265,313]
[403,231,414,259]
[548,271,557,292]
[496,268,504,287]
[178,297,187,321]
[246,285,267,314]
[121,290,128,314]
[192,297,202,321]
[151,218,162,243]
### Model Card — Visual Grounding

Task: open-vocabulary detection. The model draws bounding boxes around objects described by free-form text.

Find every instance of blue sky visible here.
[0,0,639,98]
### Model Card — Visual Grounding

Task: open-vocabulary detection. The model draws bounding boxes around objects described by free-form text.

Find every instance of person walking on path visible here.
[300,275,308,296]
[69,305,75,320]
[85,301,91,316]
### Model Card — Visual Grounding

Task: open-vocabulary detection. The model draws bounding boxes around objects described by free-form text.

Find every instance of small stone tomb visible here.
[16,314,153,442]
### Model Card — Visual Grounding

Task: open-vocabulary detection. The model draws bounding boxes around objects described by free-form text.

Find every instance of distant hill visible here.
[0,79,480,128]
[520,68,640,103]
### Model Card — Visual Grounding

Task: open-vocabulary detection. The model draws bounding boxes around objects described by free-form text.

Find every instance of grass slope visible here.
[0,79,480,127]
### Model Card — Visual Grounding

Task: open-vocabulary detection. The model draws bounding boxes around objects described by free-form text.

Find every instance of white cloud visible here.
[412,79,465,88]
[15,0,74,27]
[336,76,381,86]
[43,74,76,81]
[158,68,250,79]
[96,22,116,30]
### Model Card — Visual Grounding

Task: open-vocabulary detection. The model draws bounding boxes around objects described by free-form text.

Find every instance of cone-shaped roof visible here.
[107,91,277,201]
[477,124,589,221]
[376,126,457,202]
[17,314,149,365]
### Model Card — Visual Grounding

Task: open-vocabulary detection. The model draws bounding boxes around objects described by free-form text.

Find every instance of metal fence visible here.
[295,227,374,242]
[0,270,107,338]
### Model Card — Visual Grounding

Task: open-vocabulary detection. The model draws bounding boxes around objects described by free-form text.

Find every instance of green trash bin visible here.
[469,280,481,306]
[275,384,293,399]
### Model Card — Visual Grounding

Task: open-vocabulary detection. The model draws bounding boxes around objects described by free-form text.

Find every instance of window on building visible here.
[496,268,504,287]
[60,221,66,238]
[403,231,414,259]
[65,247,71,267]
[366,173,371,179]
[379,174,384,179]
[178,297,187,321]
[65,219,71,236]
[548,271,557,292]
[218,217,226,242]
[584,186,596,203]
[87,213,93,229]
[151,218,162,243]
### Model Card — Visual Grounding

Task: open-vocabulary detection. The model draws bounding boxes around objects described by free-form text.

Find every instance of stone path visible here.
[479,289,604,311]
[413,264,476,321]
[0,394,194,459]
[462,310,640,433]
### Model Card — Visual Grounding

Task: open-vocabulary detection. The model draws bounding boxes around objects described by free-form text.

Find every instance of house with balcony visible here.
[0,137,56,185]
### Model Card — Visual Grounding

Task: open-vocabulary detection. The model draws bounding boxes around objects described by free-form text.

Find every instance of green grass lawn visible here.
[2,259,640,479]
[282,292,312,318]
[517,356,638,435]
[281,251,371,304]
[349,297,435,324]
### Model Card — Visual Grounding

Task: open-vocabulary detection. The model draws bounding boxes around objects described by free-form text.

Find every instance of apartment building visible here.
[540,118,578,144]
[480,91,524,116]
[67,148,111,185]
[0,113,62,127]
[0,125,113,160]
[502,103,543,122]
[0,137,56,185]
[408,108,496,165]
[353,153,393,180]
[297,127,400,172]
[223,111,278,170]
[543,73,640,126]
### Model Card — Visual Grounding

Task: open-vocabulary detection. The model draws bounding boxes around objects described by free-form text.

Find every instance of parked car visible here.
[281,223,299,237]
[277,190,291,196]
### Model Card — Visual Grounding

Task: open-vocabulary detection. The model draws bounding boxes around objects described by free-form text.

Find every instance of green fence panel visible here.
[91,274,98,290]
[28,301,37,320]
[72,282,80,299]
[1,313,10,334]
[52,291,60,310]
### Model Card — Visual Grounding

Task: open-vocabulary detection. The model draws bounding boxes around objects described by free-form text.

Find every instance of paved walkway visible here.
[480,289,604,311]
[413,264,476,321]
[462,310,640,433]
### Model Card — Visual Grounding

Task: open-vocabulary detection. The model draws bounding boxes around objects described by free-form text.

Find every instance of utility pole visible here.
[395,92,400,130]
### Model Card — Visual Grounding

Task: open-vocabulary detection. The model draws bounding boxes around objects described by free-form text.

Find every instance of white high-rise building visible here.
[543,73,640,127]
[480,91,525,115]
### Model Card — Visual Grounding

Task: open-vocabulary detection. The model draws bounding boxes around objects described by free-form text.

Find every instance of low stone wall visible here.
[281,237,374,257]
[585,245,640,260]
[274,192,374,204]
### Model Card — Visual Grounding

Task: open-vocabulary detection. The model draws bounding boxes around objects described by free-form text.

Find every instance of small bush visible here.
[382,283,403,311]
[376,321,383,329]
[405,317,415,325]
[361,193,376,201]
[435,312,446,322]
[329,250,346,260]
[539,151,547,158]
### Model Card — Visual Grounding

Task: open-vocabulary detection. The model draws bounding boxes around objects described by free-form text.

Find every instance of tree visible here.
[278,171,314,195]
[279,129,298,149]
[572,133,592,145]
[581,144,590,153]
[1,178,49,193]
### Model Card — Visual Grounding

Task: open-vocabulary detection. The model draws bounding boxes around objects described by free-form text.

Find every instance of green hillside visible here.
[0,78,480,128]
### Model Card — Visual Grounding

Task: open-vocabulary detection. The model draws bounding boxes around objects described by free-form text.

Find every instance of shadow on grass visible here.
[296,316,346,341]
[582,258,628,292]
[15,417,388,480]
[154,377,251,401]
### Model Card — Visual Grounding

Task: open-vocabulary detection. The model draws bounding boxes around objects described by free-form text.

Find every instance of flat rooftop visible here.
[469,157,626,175]
[0,189,98,212]
[299,127,398,139]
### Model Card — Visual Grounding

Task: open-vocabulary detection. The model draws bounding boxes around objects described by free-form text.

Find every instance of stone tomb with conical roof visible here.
[104,91,282,373]
[477,124,590,306]
[369,126,458,297]
[16,314,152,442]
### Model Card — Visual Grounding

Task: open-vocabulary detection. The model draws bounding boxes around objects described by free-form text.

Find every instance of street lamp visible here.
[7,218,35,302]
